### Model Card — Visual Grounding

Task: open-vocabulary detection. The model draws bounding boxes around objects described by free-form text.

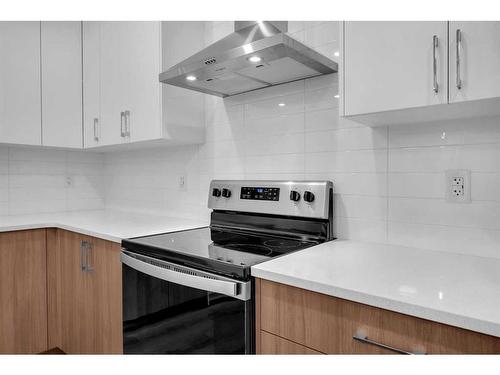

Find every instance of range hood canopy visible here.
[159,21,338,98]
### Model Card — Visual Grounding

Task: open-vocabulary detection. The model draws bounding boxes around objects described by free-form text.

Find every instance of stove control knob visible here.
[304,191,315,203]
[222,188,231,198]
[212,188,221,197]
[289,190,301,202]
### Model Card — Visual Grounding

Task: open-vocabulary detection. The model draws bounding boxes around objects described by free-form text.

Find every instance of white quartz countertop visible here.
[0,210,207,243]
[251,240,500,338]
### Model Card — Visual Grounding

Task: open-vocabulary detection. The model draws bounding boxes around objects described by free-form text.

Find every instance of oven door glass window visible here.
[123,263,252,354]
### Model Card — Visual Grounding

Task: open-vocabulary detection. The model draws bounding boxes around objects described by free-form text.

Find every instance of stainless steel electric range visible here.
[121,180,335,354]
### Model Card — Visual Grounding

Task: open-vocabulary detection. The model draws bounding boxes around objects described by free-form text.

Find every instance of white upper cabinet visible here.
[449,22,500,103]
[342,21,500,125]
[41,22,83,148]
[82,22,101,148]
[83,21,205,149]
[97,22,135,146]
[0,22,42,145]
[123,22,162,143]
[343,21,448,116]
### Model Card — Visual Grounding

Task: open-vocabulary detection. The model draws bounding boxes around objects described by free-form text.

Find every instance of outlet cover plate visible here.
[445,169,471,203]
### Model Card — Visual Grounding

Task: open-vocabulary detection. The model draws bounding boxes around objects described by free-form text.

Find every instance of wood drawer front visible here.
[260,331,322,354]
[259,279,500,354]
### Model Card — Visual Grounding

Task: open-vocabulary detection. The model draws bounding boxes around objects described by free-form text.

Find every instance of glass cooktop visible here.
[122,227,319,279]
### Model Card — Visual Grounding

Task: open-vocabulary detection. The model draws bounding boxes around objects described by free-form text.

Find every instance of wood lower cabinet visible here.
[255,278,500,354]
[0,229,48,354]
[47,229,122,354]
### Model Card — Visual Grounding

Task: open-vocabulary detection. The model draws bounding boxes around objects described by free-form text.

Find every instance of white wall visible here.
[0,146,104,215]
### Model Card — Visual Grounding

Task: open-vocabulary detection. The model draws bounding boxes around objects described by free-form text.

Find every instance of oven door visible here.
[121,250,253,354]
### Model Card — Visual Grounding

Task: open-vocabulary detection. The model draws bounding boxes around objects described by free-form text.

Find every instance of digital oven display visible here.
[240,187,280,201]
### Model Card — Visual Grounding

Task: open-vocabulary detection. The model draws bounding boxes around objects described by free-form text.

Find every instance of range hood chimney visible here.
[159,21,338,98]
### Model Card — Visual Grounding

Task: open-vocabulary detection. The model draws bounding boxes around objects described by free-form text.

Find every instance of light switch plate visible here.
[445,170,471,203]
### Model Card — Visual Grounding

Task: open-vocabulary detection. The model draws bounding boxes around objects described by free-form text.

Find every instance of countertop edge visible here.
[0,222,123,243]
[251,268,500,339]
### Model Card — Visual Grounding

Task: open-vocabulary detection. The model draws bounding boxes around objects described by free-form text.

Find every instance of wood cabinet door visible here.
[84,234,123,354]
[47,229,122,354]
[343,21,448,116]
[0,22,41,145]
[449,21,500,103]
[41,21,83,148]
[0,229,48,354]
[258,279,500,354]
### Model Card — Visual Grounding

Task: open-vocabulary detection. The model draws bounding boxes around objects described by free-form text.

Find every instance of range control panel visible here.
[240,187,280,201]
[208,180,333,219]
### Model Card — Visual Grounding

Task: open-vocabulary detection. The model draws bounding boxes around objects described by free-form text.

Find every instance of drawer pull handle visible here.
[353,332,426,355]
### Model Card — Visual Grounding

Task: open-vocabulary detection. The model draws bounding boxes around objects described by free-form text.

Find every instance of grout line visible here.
[386,218,500,233]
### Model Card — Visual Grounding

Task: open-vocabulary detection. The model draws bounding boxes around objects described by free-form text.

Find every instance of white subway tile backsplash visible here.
[335,194,387,221]
[334,217,387,243]
[388,172,444,199]
[305,149,388,173]
[245,113,304,136]
[389,197,500,231]
[304,85,339,112]
[388,221,500,259]
[305,127,387,152]
[245,92,305,119]
[244,133,304,156]
[0,146,105,215]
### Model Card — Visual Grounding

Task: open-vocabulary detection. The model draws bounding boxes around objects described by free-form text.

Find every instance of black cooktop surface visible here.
[122,227,319,280]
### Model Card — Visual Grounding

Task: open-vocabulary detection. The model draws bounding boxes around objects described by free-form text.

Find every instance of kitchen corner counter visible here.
[251,240,500,338]
[0,210,207,243]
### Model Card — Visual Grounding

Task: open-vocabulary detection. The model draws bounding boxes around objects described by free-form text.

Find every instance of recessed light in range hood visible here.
[159,21,338,98]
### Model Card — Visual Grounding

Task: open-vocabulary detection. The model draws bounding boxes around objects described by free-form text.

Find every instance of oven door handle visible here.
[121,251,250,300]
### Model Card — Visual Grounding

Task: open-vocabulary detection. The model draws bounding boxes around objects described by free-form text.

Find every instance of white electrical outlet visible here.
[65,176,74,188]
[178,175,186,190]
[446,170,471,203]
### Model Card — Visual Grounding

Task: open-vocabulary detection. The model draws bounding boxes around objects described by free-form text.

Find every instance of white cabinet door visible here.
[99,22,130,146]
[0,22,41,145]
[41,21,82,148]
[98,22,161,146]
[343,22,448,116]
[449,22,500,103]
[122,22,161,143]
[83,22,101,148]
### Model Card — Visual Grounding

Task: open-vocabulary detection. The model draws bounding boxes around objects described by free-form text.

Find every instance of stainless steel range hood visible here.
[159,21,338,98]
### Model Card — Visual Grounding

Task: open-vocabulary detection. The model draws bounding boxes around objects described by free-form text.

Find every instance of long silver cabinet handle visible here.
[432,35,439,94]
[85,241,94,272]
[353,332,426,355]
[121,250,251,301]
[120,112,126,137]
[93,118,99,142]
[80,242,86,271]
[80,241,94,272]
[456,29,462,90]
[124,110,131,137]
